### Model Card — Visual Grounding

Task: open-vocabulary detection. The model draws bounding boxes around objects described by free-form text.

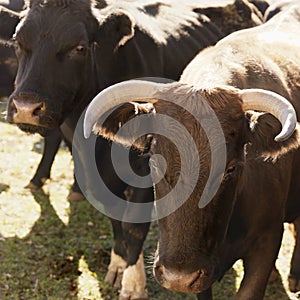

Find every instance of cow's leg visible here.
[120,252,148,300]
[235,227,283,300]
[105,218,127,289]
[26,128,62,189]
[196,287,213,300]
[119,187,152,300]
[289,216,300,292]
[63,138,85,201]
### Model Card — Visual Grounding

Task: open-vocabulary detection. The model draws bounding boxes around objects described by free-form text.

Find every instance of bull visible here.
[3,0,263,298]
[83,1,300,299]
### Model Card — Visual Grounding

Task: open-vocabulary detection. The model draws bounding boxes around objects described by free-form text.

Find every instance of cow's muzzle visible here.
[7,93,46,126]
[153,260,214,294]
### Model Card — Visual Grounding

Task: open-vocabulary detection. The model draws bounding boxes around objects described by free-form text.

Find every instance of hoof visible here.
[25,177,48,190]
[0,183,9,193]
[289,274,300,292]
[25,182,41,190]
[119,290,148,300]
[104,269,117,285]
[104,268,123,289]
[67,191,85,201]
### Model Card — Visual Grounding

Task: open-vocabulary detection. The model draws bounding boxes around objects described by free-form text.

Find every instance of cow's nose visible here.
[11,99,45,125]
[153,263,214,294]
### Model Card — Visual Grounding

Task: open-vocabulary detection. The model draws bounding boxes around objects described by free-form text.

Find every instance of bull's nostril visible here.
[33,103,44,117]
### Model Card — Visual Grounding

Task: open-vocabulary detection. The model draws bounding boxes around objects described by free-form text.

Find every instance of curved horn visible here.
[239,89,297,142]
[84,80,165,138]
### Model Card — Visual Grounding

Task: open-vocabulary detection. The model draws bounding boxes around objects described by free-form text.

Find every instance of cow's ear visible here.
[93,101,155,151]
[0,6,21,40]
[245,111,300,161]
[96,10,134,50]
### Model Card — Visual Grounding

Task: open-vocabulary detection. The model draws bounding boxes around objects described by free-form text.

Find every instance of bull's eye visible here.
[226,165,236,174]
[223,163,238,181]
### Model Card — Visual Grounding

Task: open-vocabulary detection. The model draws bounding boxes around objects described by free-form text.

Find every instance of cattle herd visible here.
[1,0,300,299]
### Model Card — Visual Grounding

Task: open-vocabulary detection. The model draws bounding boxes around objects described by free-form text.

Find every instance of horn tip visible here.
[83,124,92,139]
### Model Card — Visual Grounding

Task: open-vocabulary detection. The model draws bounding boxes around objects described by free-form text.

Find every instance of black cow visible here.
[0,1,20,97]
[0,1,82,199]
[2,0,263,298]
[83,1,300,299]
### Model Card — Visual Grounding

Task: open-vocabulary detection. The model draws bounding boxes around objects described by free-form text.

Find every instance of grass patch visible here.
[0,119,298,300]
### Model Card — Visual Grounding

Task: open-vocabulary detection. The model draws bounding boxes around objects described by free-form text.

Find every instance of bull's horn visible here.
[239,89,297,142]
[84,80,165,138]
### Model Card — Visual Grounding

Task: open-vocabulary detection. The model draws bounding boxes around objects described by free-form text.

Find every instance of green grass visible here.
[0,117,298,300]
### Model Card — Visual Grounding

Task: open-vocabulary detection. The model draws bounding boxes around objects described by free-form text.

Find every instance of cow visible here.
[2,0,263,298]
[83,1,300,299]
[0,2,81,198]
[0,0,264,197]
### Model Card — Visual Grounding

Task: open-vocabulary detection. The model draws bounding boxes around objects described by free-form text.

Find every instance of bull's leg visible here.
[196,287,213,300]
[235,227,283,300]
[26,128,62,189]
[289,216,300,292]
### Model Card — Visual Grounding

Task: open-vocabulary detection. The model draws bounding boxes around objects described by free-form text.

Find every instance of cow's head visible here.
[83,80,300,293]
[4,0,134,135]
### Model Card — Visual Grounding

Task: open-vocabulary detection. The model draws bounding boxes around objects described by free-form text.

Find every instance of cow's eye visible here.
[75,44,87,55]
[76,45,85,52]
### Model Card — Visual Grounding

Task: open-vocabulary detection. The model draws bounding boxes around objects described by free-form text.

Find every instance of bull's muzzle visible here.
[153,260,214,294]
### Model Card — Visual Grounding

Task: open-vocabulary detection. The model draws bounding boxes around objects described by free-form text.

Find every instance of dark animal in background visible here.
[84,1,300,299]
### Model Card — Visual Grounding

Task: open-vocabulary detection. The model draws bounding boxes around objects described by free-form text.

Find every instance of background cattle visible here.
[0,0,22,97]
[83,1,300,299]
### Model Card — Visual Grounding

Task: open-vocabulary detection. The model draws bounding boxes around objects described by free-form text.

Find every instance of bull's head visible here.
[83,80,300,294]
[4,0,134,135]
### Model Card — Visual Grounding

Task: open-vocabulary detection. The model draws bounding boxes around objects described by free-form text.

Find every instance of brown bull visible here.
[83,1,300,299]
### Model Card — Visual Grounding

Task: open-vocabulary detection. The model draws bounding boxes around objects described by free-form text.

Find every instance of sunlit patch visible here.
[277,223,296,299]
[0,188,41,238]
[77,256,103,300]
[232,259,243,291]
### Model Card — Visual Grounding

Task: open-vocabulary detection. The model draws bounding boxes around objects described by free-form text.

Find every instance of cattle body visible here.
[83,2,300,299]
[2,0,263,298]
[0,0,22,97]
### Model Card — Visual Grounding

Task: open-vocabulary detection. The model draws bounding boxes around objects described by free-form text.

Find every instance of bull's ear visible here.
[0,6,21,40]
[246,111,300,161]
[96,10,134,50]
[93,101,155,151]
